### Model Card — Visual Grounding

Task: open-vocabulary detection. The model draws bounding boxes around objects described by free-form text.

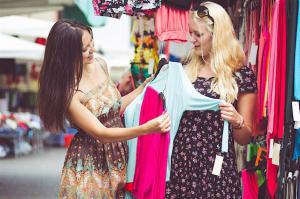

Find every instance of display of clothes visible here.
[64,0,107,27]
[92,0,161,18]
[266,0,287,198]
[130,16,159,87]
[162,0,192,10]
[124,62,229,186]
[278,0,299,198]
[242,169,259,199]
[229,0,299,198]
[154,4,189,43]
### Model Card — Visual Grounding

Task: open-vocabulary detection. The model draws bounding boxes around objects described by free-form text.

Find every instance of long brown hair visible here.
[38,19,92,132]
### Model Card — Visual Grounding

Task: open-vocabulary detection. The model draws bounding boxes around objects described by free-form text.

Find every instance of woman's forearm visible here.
[119,85,144,114]
[96,123,149,143]
[94,113,169,143]
[232,124,252,145]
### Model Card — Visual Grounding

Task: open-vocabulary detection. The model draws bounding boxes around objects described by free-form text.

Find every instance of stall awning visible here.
[0,16,54,38]
[0,0,73,17]
[0,33,44,60]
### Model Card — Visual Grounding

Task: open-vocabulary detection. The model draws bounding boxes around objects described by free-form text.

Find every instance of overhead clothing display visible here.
[162,0,192,10]
[130,17,159,87]
[124,62,229,184]
[92,0,161,18]
[154,4,189,43]
[63,0,107,27]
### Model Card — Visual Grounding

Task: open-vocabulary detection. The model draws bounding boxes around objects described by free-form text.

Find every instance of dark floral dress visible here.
[165,66,257,199]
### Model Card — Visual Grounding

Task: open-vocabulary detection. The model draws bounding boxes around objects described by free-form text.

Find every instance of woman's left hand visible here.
[141,75,154,88]
[219,102,243,127]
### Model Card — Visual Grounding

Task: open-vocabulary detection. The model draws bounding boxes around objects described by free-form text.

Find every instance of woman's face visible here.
[188,17,213,58]
[82,30,95,65]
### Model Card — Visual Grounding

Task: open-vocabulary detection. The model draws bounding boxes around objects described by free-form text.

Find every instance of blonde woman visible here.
[165,2,257,198]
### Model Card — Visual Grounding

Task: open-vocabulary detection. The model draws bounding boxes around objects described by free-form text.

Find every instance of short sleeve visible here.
[235,66,258,93]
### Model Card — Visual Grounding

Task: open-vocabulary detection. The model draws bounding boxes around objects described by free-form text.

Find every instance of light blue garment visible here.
[124,62,229,182]
[74,0,107,27]
[294,1,300,100]
[293,128,300,160]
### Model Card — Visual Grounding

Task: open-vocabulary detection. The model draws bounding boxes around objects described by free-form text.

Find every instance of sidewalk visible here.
[0,147,66,199]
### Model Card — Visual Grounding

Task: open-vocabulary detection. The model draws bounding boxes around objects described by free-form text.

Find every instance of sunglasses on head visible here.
[193,5,214,25]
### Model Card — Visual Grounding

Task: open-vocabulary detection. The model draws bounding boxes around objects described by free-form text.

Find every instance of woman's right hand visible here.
[145,112,171,134]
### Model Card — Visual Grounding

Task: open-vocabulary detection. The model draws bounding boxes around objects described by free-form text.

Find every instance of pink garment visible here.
[256,0,269,126]
[266,1,279,137]
[266,0,287,197]
[242,169,258,199]
[276,0,286,140]
[154,4,189,43]
[133,86,170,199]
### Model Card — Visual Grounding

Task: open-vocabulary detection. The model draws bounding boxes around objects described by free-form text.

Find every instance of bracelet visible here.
[233,115,244,129]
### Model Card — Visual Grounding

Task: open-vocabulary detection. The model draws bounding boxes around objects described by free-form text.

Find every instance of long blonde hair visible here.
[185,1,245,103]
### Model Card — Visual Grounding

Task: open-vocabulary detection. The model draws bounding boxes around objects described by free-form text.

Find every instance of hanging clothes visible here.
[92,0,124,18]
[266,0,287,198]
[192,0,236,9]
[242,169,259,199]
[293,129,300,160]
[278,0,299,197]
[130,17,159,87]
[132,86,169,199]
[124,0,161,16]
[267,0,287,139]
[255,0,270,131]
[124,62,229,185]
[92,0,161,18]
[154,4,189,43]
[162,0,192,10]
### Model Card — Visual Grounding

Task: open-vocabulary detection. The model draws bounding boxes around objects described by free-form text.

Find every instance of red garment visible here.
[256,0,270,129]
[154,4,189,43]
[133,86,170,199]
[266,0,287,198]
[242,169,258,199]
[267,0,286,139]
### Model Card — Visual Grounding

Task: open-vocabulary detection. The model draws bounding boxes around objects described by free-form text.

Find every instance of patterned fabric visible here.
[124,0,161,16]
[59,66,128,199]
[92,0,161,18]
[165,66,257,199]
[130,16,159,87]
[93,0,124,18]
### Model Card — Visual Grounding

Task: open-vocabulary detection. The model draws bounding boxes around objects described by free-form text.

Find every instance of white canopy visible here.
[0,33,44,60]
[0,15,132,67]
[0,15,54,38]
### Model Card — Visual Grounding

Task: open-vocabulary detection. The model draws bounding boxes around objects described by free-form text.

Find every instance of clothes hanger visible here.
[154,57,168,79]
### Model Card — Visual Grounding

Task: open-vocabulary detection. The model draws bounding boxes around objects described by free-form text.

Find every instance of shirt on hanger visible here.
[132,86,169,199]
[124,62,229,182]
